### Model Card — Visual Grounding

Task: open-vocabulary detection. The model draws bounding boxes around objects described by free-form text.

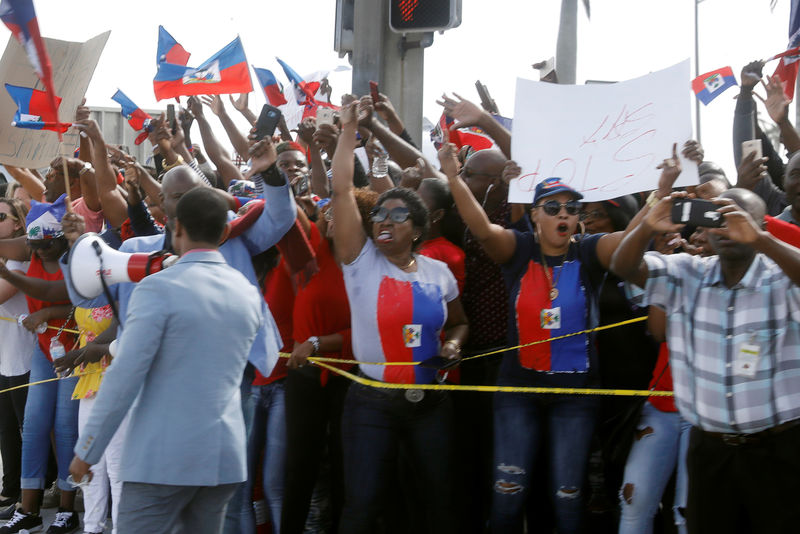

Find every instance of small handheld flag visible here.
[111,90,152,145]
[5,83,68,132]
[691,67,737,106]
[0,0,62,138]
[157,25,190,66]
[276,57,319,105]
[153,36,252,101]
[253,67,287,106]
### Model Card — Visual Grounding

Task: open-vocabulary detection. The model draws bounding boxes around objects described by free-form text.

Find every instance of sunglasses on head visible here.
[27,237,62,251]
[0,212,17,222]
[370,206,411,224]
[534,199,582,217]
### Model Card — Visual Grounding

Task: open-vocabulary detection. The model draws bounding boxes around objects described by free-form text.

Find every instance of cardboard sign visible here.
[509,60,699,203]
[0,32,109,169]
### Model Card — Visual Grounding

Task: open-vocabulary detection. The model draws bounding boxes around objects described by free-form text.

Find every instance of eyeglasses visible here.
[580,209,608,221]
[459,167,498,181]
[0,212,17,222]
[27,238,62,250]
[370,206,411,224]
[533,200,582,217]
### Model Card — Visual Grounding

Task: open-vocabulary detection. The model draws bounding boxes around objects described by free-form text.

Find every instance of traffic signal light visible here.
[389,0,461,33]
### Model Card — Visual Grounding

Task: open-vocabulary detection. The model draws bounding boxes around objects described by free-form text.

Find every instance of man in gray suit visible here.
[69,187,264,533]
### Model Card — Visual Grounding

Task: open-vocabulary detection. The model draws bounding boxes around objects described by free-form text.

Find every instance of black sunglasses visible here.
[534,200,582,217]
[27,237,63,251]
[0,212,17,222]
[370,206,411,224]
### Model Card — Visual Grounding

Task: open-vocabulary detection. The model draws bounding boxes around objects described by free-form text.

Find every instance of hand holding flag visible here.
[111,90,152,145]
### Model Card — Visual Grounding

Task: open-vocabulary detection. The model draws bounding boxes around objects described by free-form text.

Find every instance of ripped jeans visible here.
[618,402,691,534]
[491,393,598,534]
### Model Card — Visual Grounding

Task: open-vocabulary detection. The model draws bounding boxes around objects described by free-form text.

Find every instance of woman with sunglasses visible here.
[440,143,679,533]
[0,195,81,533]
[330,102,468,533]
[0,199,34,509]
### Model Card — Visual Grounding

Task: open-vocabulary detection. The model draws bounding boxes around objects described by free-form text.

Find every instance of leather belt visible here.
[700,418,800,446]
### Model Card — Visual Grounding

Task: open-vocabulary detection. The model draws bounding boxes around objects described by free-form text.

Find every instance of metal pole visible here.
[694,0,701,143]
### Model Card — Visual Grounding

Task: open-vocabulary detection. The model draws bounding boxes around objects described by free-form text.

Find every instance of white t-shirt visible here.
[342,239,458,384]
[0,260,35,376]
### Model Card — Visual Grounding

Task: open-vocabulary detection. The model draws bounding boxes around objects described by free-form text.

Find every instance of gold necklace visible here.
[541,248,569,301]
[398,256,416,270]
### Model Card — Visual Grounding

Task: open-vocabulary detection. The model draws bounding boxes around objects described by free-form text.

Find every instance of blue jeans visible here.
[618,402,691,534]
[223,365,256,534]
[246,380,287,532]
[339,383,456,534]
[21,344,79,491]
[491,393,598,534]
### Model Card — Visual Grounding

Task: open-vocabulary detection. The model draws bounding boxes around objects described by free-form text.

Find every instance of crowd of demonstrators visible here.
[0,52,793,534]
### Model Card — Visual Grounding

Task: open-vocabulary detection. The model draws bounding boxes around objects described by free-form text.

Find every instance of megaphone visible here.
[65,233,178,300]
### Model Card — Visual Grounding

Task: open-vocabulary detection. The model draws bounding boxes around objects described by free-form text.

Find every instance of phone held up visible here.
[369,80,380,103]
[670,199,724,228]
[255,104,282,141]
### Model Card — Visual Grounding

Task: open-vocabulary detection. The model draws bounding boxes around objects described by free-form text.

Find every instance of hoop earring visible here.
[570,221,586,243]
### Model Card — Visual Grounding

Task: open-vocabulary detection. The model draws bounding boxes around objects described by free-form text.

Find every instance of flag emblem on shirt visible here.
[403,324,422,348]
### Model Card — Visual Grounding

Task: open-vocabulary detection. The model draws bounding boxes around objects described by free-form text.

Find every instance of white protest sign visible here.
[509,59,698,203]
[0,32,110,169]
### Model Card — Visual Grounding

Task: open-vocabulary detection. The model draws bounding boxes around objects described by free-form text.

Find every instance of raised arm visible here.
[201,94,251,162]
[437,92,511,159]
[189,96,244,188]
[73,120,129,228]
[757,75,800,156]
[0,236,31,262]
[5,165,44,201]
[331,102,368,264]
[440,142,515,264]
[229,93,258,126]
[297,117,330,198]
[358,96,432,172]
[0,262,69,301]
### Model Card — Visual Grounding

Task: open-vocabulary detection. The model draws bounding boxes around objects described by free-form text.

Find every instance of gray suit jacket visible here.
[75,250,263,486]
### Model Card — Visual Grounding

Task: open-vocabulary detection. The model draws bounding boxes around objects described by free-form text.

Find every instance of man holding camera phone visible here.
[610,153,800,533]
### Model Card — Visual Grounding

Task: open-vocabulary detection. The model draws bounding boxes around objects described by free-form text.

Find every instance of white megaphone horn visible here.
[65,233,178,300]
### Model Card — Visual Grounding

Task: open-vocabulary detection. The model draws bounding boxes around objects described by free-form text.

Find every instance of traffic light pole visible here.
[352,0,425,147]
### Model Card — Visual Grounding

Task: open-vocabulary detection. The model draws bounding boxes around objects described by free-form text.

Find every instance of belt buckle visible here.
[404,389,425,403]
[720,433,748,446]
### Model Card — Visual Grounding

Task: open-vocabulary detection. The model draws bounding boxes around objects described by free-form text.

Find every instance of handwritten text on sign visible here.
[509,60,698,203]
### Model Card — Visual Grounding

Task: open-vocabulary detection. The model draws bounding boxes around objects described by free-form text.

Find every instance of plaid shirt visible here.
[640,252,800,434]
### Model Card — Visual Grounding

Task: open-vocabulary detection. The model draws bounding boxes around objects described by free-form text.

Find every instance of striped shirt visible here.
[640,251,800,433]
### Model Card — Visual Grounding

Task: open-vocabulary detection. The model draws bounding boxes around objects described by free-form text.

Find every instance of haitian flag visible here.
[5,83,67,133]
[253,67,287,106]
[771,2,800,101]
[691,66,737,105]
[0,0,61,137]
[156,25,190,66]
[111,89,152,145]
[430,112,495,151]
[276,57,319,104]
[153,36,252,101]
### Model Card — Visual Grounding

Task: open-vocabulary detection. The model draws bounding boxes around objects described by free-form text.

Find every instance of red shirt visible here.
[418,236,466,295]
[648,343,676,412]
[292,223,353,385]
[25,254,77,361]
[253,257,295,385]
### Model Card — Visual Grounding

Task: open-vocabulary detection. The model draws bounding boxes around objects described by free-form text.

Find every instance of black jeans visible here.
[686,422,800,534]
[0,372,29,497]
[339,382,456,534]
[281,367,349,534]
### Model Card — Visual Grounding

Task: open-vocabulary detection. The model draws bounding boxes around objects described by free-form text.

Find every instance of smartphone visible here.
[741,139,763,162]
[292,175,309,197]
[317,107,334,126]
[255,104,282,141]
[475,80,499,114]
[166,104,176,133]
[419,355,460,370]
[671,199,723,228]
[369,80,379,103]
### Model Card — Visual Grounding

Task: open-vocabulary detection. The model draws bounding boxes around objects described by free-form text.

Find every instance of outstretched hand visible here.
[655,143,682,196]
[436,93,484,130]
[437,142,460,179]
[755,74,790,125]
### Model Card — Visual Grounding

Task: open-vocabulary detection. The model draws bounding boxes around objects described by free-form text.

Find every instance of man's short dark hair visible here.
[176,188,229,244]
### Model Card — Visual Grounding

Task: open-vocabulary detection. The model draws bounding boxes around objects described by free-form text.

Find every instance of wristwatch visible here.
[79,161,94,176]
[307,336,320,354]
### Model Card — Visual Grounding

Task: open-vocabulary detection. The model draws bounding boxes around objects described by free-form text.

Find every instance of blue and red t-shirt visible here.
[501,230,605,387]
[342,239,459,384]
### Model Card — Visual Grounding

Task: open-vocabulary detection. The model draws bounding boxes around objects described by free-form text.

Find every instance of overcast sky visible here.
[9,0,794,177]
